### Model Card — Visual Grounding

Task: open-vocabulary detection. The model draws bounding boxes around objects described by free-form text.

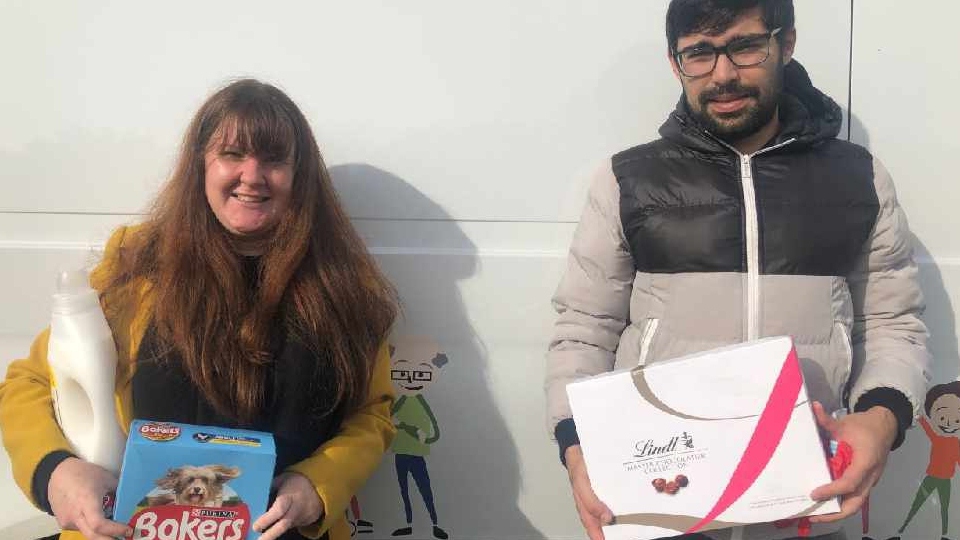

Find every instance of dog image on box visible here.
[142,465,242,508]
[115,420,276,540]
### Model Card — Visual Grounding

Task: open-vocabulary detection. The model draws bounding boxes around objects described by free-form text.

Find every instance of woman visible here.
[0,79,399,540]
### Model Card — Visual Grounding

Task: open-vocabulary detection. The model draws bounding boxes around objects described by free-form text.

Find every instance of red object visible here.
[772,516,811,534]
[675,474,689,487]
[102,492,116,519]
[665,481,679,494]
[773,440,854,538]
[125,504,252,540]
[652,478,666,492]
[350,495,361,520]
[829,441,854,479]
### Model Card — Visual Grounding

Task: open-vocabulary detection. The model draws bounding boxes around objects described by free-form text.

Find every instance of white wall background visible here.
[0,1,956,539]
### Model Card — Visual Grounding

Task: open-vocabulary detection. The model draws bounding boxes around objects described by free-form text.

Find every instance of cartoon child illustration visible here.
[889,381,960,540]
[347,495,374,536]
[389,336,449,540]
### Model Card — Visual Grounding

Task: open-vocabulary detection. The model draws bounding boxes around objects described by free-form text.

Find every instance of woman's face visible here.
[204,129,294,241]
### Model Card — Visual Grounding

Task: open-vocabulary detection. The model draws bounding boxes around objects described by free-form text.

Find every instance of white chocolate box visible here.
[566,336,840,540]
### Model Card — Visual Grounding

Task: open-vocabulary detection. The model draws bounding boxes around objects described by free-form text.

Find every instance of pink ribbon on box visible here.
[686,347,804,534]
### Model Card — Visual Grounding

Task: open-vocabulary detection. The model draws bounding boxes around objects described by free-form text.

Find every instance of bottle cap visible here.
[52,269,98,315]
[57,269,91,294]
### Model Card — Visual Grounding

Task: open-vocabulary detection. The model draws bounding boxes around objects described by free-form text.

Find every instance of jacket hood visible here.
[660,60,844,154]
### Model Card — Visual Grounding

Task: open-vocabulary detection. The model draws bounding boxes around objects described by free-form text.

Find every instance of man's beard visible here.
[688,63,784,143]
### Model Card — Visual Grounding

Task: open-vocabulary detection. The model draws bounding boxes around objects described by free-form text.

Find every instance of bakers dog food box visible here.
[115,420,277,540]
[566,336,840,540]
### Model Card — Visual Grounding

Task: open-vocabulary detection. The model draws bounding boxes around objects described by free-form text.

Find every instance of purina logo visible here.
[634,431,694,458]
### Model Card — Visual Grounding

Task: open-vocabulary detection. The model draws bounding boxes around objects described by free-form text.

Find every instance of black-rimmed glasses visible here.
[674,27,782,77]
[391,369,433,383]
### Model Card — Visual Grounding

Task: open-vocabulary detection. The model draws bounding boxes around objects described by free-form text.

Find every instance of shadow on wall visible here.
[913,235,960,382]
[329,163,544,540]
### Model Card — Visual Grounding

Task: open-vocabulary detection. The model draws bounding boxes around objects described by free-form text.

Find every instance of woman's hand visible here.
[48,457,131,540]
[254,472,325,540]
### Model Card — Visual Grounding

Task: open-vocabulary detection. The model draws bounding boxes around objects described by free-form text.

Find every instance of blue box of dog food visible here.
[115,420,276,540]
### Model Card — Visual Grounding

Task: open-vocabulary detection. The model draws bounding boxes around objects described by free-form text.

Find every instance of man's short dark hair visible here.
[666,0,795,53]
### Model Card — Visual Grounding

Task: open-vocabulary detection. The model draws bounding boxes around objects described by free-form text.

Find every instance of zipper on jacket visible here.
[739,153,761,341]
[742,140,795,340]
[690,128,797,341]
[638,318,660,366]
[701,134,795,341]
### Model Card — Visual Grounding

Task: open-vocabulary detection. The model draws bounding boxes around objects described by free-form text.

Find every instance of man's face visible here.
[670,7,796,142]
[929,394,960,437]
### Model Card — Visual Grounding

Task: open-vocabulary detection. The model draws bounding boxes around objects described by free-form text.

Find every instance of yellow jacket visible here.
[0,226,396,540]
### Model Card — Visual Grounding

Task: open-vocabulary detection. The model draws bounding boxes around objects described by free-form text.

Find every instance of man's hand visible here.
[808,401,898,523]
[48,457,131,540]
[565,445,614,540]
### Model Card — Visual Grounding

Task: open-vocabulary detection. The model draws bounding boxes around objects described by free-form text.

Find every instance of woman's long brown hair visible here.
[102,79,398,423]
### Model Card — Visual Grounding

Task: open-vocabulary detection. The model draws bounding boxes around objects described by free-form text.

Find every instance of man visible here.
[544,2,930,540]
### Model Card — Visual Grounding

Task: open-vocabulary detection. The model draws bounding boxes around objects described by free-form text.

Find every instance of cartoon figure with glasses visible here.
[388,336,450,540]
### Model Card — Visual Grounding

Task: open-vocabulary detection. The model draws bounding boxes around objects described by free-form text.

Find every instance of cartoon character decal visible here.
[347,495,374,536]
[884,381,960,540]
[389,336,449,540]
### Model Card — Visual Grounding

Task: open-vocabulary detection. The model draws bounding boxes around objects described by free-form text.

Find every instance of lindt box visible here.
[566,336,839,540]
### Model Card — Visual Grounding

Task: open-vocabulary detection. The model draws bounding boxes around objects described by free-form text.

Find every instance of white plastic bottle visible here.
[47,269,126,474]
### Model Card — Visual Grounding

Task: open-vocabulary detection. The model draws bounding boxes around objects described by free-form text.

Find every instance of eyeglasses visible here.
[391,369,433,383]
[674,27,782,78]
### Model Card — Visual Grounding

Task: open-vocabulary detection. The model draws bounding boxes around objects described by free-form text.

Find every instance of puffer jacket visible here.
[545,61,930,539]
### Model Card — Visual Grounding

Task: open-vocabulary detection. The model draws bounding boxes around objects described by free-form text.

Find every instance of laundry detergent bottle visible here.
[47,269,126,474]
